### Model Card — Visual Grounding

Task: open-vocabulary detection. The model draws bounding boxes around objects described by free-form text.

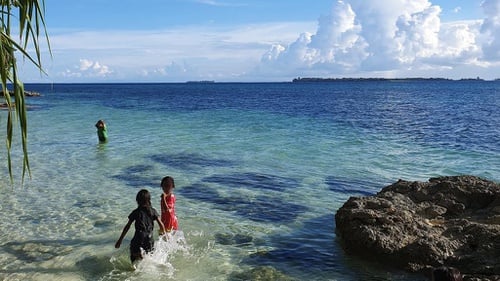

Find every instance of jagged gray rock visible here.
[335,175,500,281]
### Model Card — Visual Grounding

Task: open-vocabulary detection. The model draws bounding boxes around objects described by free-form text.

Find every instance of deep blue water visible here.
[0,81,498,281]
[28,81,500,155]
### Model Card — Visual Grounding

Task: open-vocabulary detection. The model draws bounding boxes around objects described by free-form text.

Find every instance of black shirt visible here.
[128,206,159,233]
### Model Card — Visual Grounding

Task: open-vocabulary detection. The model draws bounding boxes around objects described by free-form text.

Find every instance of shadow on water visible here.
[325,175,380,196]
[2,239,74,263]
[111,164,157,188]
[150,152,235,170]
[75,254,117,281]
[72,198,102,208]
[1,239,115,281]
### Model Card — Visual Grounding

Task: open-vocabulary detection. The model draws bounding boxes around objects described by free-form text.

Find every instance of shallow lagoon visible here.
[0,82,498,280]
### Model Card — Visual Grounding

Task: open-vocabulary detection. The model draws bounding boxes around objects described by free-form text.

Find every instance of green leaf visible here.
[0,0,50,185]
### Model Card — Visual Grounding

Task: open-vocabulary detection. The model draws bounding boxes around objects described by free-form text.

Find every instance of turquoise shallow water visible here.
[0,82,498,280]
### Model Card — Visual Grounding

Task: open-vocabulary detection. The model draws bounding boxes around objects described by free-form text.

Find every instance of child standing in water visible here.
[115,189,165,263]
[160,176,179,233]
[95,119,108,142]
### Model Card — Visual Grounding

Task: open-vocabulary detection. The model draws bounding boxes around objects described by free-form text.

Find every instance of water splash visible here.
[107,231,189,280]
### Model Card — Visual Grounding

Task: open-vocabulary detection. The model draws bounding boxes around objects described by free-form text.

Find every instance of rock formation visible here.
[0,90,41,97]
[335,175,499,281]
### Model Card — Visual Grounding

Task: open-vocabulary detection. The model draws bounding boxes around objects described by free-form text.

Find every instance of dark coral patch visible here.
[177,183,221,202]
[178,181,307,223]
[230,197,306,223]
[214,232,254,246]
[325,176,377,196]
[150,153,234,170]
[245,215,340,274]
[204,172,298,192]
[111,164,156,187]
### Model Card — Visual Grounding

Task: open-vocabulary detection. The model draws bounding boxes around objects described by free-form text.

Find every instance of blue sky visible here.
[19,0,500,82]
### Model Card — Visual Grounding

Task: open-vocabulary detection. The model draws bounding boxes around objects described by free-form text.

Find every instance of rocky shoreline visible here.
[0,90,41,97]
[0,90,41,108]
[335,175,499,281]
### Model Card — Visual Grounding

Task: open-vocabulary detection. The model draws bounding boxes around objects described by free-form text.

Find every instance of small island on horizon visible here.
[186,80,215,84]
[292,77,500,82]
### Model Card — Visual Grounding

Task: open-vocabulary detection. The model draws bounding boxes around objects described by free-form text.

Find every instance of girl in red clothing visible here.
[160,176,179,233]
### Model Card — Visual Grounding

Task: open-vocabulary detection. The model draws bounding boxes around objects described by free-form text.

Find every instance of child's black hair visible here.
[161,176,175,188]
[136,189,154,216]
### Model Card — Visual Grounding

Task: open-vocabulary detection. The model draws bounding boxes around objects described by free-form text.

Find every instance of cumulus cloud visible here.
[79,59,112,76]
[59,59,112,79]
[394,5,441,63]
[480,0,500,60]
[259,1,369,76]
[28,0,500,82]
[258,0,500,78]
[139,61,189,79]
[44,20,314,82]
[309,1,368,69]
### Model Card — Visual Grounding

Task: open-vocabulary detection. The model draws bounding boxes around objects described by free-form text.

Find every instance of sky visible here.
[18,0,500,82]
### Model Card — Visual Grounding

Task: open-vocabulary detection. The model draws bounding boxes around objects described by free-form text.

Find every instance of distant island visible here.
[292,77,497,82]
[186,80,215,84]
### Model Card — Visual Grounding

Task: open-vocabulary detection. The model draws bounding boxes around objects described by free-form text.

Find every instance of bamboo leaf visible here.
[0,0,50,184]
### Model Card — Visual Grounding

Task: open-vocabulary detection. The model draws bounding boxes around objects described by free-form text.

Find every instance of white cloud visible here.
[395,5,441,62]
[309,0,367,68]
[41,21,315,82]
[59,59,112,79]
[480,0,500,60]
[258,1,369,77]
[429,21,481,65]
[79,59,94,71]
[140,61,189,78]
[258,0,500,79]
[22,0,500,82]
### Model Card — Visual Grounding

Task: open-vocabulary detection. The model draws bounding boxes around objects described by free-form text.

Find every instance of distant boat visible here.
[186,80,215,84]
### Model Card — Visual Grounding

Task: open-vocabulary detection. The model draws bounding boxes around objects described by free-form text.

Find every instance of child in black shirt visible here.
[115,189,165,262]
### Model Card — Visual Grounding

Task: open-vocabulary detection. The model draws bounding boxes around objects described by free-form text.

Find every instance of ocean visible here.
[0,81,498,281]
